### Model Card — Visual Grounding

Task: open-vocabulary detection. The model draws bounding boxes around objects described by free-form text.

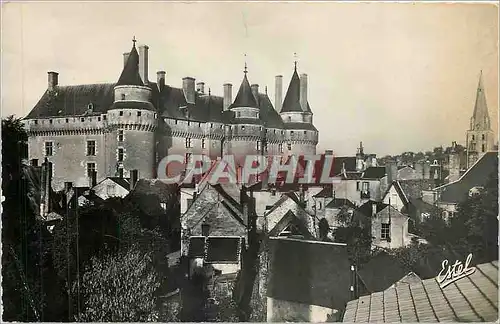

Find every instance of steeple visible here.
[470,70,491,131]
[116,38,144,86]
[230,59,258,109]
[280,64,302,113]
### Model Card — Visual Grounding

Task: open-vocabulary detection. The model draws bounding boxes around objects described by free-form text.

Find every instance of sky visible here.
[2,2,498,156]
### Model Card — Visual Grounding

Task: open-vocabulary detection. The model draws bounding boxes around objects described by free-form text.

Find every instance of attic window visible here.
[175,120,178,125]
[88,103,94,111]
[291,131,294,135]
[242,126,245,130]
[103,115,107,120]
[304,131,307,134]
[34,120,38,125]
[98,117,101,122]
[137,111,141,117]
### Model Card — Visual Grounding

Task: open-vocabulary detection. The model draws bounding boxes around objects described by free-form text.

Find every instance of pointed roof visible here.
[280,68,303,113]
[230,69,258,108]
[471,71,491,131]
[116,43,144,86]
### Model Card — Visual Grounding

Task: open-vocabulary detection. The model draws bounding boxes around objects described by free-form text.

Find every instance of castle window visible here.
[291,131,294,135]
[185,138,192,148]
[87,140,96,156]
[482,144,485,152]
[287,143,292,151]
[202,139,206,149]
[88,103,94,111]
[210,123,213,128]
[45,142,53,156]
[98,117,101,122]
[103,115,107,120]
[118,129,124,142]
[119,111,124,116]
[121,94,126,100]
[381,223,390,240]
[137,111,141,117]
[356,181,360,191]
[198,123,201,127]
[185,153,192,164]
[482,134,485,140]
[154,113,157,119]
[117,148,124,162]
[472,135,475,140]
[87,162,96,178]
[34,120,38,125]
[81,118,85,122]
[175,120,178,125]
[49,119,53,124]
[362,182,369,192]
[304,131,307,134]
[288,116,291,121]
[278,144,283,153]
[241,126,245,130]
[256,141,261,151]
[118,167,124,178]
[129,112,132,116]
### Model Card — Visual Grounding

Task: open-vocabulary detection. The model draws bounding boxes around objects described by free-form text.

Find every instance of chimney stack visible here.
[123,52,130,67]
[251,84,259,102]
[48,72,59,91]
[300,73,308,111]
[157,71,166,91]
[196,82,205,95]
[275,75,283,112]
[182,77,196,104]
[223,83,233,110]
[130,169,139,191]
[138,45,149,84]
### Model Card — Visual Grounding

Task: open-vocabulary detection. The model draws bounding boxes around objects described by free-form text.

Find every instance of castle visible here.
[23,39,319,190]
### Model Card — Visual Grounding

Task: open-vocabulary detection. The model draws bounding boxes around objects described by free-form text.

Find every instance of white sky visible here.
[1,2,498,156]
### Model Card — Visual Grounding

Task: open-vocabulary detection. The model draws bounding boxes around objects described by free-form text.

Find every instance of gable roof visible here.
[230,73,258,109]
[343,261,498,322]
[357,251,410,294]
[357,200,389,218]
[131,179,179,203]
[314,185,333,198]
[433,151,498,203]
[116,45,144,86]
[362,167,386,179]
[325,198,356,209]
[267,237,352,311]
[383,181,409,205]
[268,209,315,239]
[106,177,130,190]
[280,69,304,113]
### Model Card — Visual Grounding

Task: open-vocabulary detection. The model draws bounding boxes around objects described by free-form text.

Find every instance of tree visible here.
[76,246,160,322]
[318,218,331,241]
[334,226,372,265]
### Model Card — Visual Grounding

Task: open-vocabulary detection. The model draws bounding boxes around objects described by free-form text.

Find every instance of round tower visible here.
[107,39,157,179]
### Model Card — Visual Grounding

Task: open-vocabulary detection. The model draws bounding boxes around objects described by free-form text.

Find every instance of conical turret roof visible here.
[280,68,303,113]
[116,43,144,86]
[230,72,258,109]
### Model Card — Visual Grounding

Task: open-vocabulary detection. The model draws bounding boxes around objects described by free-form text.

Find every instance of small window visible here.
[304,131,307,134]
[356,181,360,191]
[381,223,390,240]
[175,120,178,125]
[34,120,38,125]
[362,181,369,192]
[201,223,210,236]
[65,118,69,123]
[137,111,141,117]
[185,138,192,148]
[256,141,261,151]
[242,126,245,130]
[45,142,53,156]
[87,162,96,177]
[287,143,292,151]
[121,93,126,100]
[117,148,124,162]
[185,153,192,164]
[97,117,101,122]
[119,111,124,116]
[198,123,201,127]
[482,134,485,140]
[278,144,283,153]
[210,123,213,128]
[81,118,85,122]
[117,167,124,178]
[202,139,206,149]
[118,129,124,142]
[472,135,475,140]
[103,115,107,120]
[87,140,96,156]
[291,131,294,135]
[482,144,485,152]
[49,119,53,124]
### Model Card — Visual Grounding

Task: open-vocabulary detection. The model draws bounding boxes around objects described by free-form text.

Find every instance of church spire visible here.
[470,70,491,131]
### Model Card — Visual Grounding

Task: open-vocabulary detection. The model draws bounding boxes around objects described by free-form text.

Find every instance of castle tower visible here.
[228,62,265,168]
[107,38,157,179]
[279,59,318,156]
[466,71,494,168]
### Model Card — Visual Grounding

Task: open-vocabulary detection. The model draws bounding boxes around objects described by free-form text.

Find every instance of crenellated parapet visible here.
[107,108,157,132]
[24,114,108,136]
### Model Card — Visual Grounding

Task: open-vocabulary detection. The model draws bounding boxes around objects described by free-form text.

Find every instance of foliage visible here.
[76,247,160,322]
[334,226,372,265]
[318,218,331,241]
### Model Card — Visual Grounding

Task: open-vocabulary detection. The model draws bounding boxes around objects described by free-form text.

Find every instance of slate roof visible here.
[362,167,386,179]
[116,45,144,86]
[398,179,436,201]
[106,177,130,190]
[383,181,409,205]
[267,237,352,311]
[314,185,333,198]
[343,261,499,322]
[230,73,258,109]
[434,151,498,203]
[357,251,410,294]
[357,200,389,218]
[325,198,356,209]
[280,68,311,113]
[333,157,357,176]
[131,179,179,203]
[284,122,318,131]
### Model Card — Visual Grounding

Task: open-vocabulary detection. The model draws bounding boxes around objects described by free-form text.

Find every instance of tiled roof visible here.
[280,69,303,113]
[107,177,130,190]
[267,237,352,310]
[398,179,436,201]
[229,73,258,109]
[343,261,499,322]
[362,167,386,179]
[314,185,333,198]
[116,45,144,86]
[435,151,498,203]
[26,83,115,118]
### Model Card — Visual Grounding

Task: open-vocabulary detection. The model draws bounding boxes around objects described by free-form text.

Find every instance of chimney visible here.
[182,77,196,104]
[299,73,308,111]
[372,203,377,217]
[325,150,333,156]
[48,72,59,91]
[123,52,130,67]
[157,71,166,91]
[223,83,233,110]
[275,75,283,112]
[196,82,205,95]
[138,45,149,84]
[130,169,139,191]
[251,84,259,102]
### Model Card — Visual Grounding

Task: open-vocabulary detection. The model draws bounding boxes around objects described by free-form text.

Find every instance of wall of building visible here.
[382,185,406,213]
[371,208,410,249]
[266,297,340,322]
[210,263,240,275]
[93,178,130,201]
[332,179,382,207]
